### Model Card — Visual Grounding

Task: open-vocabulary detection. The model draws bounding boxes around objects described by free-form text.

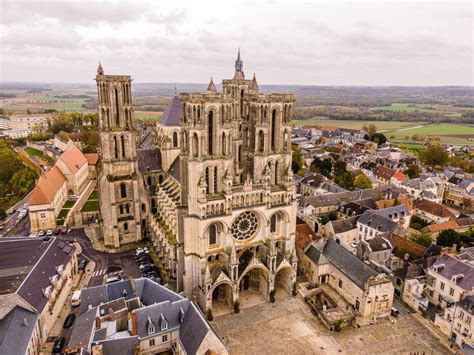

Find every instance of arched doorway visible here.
[275,266,294,294]
[238,266,269,308]
[211,282,233,316]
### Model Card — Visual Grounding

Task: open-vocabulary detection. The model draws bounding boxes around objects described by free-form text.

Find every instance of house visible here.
[0,238,77,355]
[426,254,474,309]
[303,239,394,325]
[391,171,407,187]
[413,198,455,224]
[84,153,99,179]
[324,216,359,252]
[435,295,474,349]
[374,166,395,185]
[356,210,398,241]
[401,177,444,203]
[357,233,393,268]
[66,278,228,355]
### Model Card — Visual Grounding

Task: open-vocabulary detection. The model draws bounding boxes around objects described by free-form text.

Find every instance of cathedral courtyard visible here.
[213,290,451,354]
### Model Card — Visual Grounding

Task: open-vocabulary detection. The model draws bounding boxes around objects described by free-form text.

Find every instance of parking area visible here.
[213,290,451,355]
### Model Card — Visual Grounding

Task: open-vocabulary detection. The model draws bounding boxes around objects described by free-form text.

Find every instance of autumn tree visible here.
[419,144,449,168]
[354,173,372,189]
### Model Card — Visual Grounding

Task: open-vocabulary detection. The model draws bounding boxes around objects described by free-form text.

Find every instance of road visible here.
[1,194,32,237]
[58,228,141,287]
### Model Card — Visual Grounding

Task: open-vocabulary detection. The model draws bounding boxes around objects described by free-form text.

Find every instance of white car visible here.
[37,230,46,237]
[46,229,53,236]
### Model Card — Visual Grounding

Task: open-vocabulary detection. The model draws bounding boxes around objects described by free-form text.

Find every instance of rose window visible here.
[231,211,259,240]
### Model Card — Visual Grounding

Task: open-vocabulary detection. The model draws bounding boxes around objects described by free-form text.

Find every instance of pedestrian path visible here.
[92,268,106,277]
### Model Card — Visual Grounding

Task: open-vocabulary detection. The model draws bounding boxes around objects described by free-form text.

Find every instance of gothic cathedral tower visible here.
[95,64,148,247]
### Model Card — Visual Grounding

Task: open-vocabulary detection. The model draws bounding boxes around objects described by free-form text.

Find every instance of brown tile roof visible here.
[58,145,88,173]
[414,198,454,218]
[29,166,66,205]
[84,153,99,166]
[296,223,317,250]
[374,166,395,180]
[389,234,427,261]
[426,220,460,233]
[392,171,407,181]
[375,196,413,211]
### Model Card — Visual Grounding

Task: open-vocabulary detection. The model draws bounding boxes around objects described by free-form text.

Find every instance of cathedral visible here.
[97,51,298,312]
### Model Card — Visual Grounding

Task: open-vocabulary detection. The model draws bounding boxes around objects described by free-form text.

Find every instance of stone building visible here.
[95,64,148,247]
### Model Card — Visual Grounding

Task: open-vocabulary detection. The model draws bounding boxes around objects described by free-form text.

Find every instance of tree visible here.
[0,207,6,221]
[411,232,433,247]
[310,157,332,177]
[354,173,372,189]
[371,132,387,145]
[363,124,377,138]
[436,229,461,251]
[419,144,449,168]
[335,171,355,190]
[404,164,421,179]
[292,147,303,175]
[333,161,347,176]
[412,134,420,141]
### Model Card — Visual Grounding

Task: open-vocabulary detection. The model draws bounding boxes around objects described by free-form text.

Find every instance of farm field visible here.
[371,103,438,113]
[294,119,474,145]
[135,111,163,121]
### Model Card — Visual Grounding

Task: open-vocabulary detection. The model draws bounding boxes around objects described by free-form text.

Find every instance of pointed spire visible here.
[207,77,216,92]
[234,48,244,79]
[97,62,104,76]
[205,263,211,284]
[251,73,258,90]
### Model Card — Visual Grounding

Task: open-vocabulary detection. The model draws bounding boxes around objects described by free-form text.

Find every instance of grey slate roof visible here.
[138,149,163,172]
[179,302,213,355]
[374,205,410,220]
[457,295,474,315]
[17,238,75,313]
[358,210,398,233]
[68,306,98,348]
[94,336,139,355]
[329,216,359,234]
[169,156,180,182]
[160,96,180,126]
[430,254,474,291]
[79,280,134,314]
[0,307,38,355]
[306,239,379,289]
[135,278,183,306]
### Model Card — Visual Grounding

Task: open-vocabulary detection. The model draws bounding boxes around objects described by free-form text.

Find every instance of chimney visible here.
[22,318,28,326]
[451,244,457,254]
[95,316,101,329]
[131,311,137,336]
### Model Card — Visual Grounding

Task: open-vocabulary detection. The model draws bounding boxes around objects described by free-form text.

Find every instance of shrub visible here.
[206,309,213,321]
[233,300,240,313]
[292,282,297,296]
[335,318,344,332]
[270,289,276,303]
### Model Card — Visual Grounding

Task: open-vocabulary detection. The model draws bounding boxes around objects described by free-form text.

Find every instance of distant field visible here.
[371,103,438,113]
[385,123,474,145]
[135,111,163,121]
[293,119,419,131]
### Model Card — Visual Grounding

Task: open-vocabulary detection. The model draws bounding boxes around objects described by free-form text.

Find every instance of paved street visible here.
[213,290,451,355]
[1,194,31,237]
[58,228,141,287]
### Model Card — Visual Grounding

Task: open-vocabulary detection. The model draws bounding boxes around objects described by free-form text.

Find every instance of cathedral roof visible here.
[138,149,162,172]
[160,95,180,126]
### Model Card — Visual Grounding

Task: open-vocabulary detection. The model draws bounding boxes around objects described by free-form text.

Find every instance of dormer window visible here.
[179,308,185,323]
[147,317,155,335]
[43,286,52,298]
[56,265,64,275]
[49,275,58,286]
[160,313,168,331]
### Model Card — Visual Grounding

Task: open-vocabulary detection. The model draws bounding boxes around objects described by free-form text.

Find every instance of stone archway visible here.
[210,282,234,316]
[238,266,270,309]
[275,266,294,294]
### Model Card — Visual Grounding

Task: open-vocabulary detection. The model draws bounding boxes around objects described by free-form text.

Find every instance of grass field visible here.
[24,147,44,157]
[294,119,474,145]
[135,111,163,121]
[371,103,438,113]
[294,119,419,131]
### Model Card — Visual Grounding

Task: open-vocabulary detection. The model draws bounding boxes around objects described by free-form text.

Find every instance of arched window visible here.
[113,136,118,158]
[213,166,218,193]
[120,183,126,198]
[205,167,210,194]
[208,111,213,155]
[222,133,226,155]
[275,160,279,185]
[192,133,198,157]
[126,204,130,214]
[258,130,264,153]
[209,224,217,245]
[270,214,278,233]
[238,145,242,163]
[147,176,152,186]
[158,175,163,184]
[119,204,124,214]
[172,131,178,147]
[271,109,276,150]
[121,135,126,158]
[114,88,120,126]
[141,203,146,212]
[123,222,128,231]
[151,198,156,208]
[240,89,244,116]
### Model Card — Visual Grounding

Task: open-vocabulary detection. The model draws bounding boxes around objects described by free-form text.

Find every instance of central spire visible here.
[234,48,245,79]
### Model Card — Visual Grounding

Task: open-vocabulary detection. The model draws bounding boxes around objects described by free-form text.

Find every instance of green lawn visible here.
[89,190,98,199]
[24,147,44,157]
[135,112,163,121]
[63,200,76,208]
[57,209,69,219]
[81,200,99,212]
[294,119,419,131]
[385,123,474,145]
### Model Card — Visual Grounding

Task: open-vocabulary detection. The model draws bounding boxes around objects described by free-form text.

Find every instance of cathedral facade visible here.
[97,52,298,312]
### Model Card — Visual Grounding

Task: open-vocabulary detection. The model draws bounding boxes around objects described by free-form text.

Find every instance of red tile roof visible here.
[296,223,317,250]
[374,166,395,180]
[30,166,66,205]
[414,199,454,218]
[84,153,99,166]
[58,146,88,173]
[392,171,407,181]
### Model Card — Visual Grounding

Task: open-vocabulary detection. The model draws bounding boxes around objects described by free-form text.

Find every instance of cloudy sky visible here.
[0,0,472,85]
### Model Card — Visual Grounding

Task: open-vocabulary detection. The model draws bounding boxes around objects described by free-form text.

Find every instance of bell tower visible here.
[95,64,148,247]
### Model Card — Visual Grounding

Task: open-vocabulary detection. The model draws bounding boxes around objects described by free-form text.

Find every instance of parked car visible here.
[60,227,69,234]
[106,276,122,284]
[46,229,53,236]
[69,194,79,200]
[37,230,46,237]
[136,256,152,263]
[63,313,76,328]
[139,263,153,270]
[135,247,149,255]
[53,228,61,235]
[52,337,65,353]
[78,259,88,272]
[142,266,157,274]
